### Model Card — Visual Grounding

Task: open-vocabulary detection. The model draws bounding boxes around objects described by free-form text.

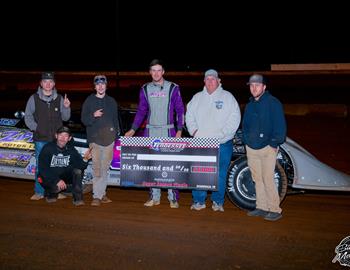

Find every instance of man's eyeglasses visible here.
[94,77,107,84]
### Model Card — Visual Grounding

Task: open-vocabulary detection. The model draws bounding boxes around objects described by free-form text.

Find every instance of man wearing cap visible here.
[243,74,286,221]
[125,59,185,209]
[186,69,241,212]
[38,126,91,206]
[25,72,71,201]
[81,75,119,206]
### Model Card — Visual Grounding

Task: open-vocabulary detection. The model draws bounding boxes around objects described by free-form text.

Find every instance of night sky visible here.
[1,1,349,71]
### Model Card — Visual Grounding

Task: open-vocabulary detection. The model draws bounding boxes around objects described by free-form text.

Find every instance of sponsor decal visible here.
[0,151,33,167]
[110,140,121,170]
[333,236,350,267]
[150,139,188,152]
[0,128,34,150]
[0,118,20,127]
[150,91,166,98]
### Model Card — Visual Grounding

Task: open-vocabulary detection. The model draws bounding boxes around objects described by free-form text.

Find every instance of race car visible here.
[1,110,349,210]
[226,129,350,210]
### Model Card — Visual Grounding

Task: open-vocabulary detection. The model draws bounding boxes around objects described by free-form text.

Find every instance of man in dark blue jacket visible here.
[242,74,286,221]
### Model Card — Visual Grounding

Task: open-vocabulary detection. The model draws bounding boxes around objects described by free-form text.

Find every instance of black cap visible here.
[247,74,266,85]
[41,72,55,81]
[56,126,72,136]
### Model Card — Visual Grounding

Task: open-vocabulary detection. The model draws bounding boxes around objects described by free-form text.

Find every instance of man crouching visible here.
[38,126,92,206]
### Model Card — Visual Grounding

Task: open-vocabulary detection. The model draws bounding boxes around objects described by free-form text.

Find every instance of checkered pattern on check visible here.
[120,137,219,148]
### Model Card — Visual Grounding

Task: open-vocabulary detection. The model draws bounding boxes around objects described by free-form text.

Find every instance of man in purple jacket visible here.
[125,59,185,208]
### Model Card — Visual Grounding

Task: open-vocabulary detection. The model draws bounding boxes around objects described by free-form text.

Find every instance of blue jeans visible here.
[34,141,48,195]
[192,140,233,206]
[148,188,179,202]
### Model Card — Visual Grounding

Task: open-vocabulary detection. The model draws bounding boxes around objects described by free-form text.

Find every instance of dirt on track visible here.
[0,116,350,270]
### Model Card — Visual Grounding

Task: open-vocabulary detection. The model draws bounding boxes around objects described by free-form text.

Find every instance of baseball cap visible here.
[94,75,107,85]
[204,69,219,79]
[56,126,72,136]
[247,74,265,85]
[41,72,55,81]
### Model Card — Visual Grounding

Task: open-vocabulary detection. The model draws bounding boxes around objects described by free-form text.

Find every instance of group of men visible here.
[25,72,119,207]
[26,60,286,221]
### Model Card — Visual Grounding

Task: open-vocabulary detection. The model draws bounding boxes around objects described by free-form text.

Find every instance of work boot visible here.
[91,198,101,206]
[101,195,112,203]
[144,199,160,207]
[169,200,179,208]
[30,194,44,200]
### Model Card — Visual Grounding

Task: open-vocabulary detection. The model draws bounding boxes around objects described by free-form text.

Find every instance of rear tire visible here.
[226,156,287,210]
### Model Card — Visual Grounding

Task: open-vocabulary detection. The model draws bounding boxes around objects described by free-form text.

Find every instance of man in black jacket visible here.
[81,75,119,206]
[38,126,91,206]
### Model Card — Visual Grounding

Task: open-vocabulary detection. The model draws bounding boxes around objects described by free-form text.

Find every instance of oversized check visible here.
[120,137,219,190]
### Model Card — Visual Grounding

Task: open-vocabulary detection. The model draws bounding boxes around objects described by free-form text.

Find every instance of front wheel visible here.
[226,156,287,210]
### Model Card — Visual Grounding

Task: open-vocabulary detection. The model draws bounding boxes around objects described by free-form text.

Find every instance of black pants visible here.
[40,169,83,202]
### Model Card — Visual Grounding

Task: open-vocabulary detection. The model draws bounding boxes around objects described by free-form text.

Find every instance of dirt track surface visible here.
[1,116,350,270]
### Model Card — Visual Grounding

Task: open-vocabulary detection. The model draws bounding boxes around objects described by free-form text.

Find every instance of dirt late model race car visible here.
[0,110,349,211]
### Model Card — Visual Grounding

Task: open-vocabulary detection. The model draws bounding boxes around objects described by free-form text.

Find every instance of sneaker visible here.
[212,202,224,212]
[46,197,57,203]
[91,198,101,206]
[58,193,67,200]
[144,199,160,207]
[73,200,85,206]
[190,203,206,211]
[30,194,44,200]
[247,208,269,217]
[169,200,179,209]
[101,195,112,204]
[264,212,282,221]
